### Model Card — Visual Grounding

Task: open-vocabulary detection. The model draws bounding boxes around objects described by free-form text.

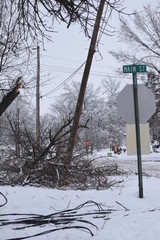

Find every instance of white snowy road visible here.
[115,159,160,177]
[93,150,160,178]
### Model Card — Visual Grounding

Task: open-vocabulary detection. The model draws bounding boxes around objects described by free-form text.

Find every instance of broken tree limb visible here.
[0,76,21,116]
[116,201,129,211]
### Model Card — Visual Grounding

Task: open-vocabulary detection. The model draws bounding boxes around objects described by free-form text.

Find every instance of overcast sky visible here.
[30,0,156,115]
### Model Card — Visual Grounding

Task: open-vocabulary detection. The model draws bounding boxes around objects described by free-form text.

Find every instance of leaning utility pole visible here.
[66,0,105,162]
[36,45,40,150]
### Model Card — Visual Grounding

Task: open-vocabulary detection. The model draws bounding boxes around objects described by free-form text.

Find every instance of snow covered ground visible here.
[1,150,160,240]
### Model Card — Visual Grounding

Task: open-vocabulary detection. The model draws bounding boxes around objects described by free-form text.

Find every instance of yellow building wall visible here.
[126,123,150,155]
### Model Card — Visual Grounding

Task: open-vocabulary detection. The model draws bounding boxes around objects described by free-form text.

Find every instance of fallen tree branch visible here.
[0,200,115,240]
[0,192,8,207]
[116,201,129,211]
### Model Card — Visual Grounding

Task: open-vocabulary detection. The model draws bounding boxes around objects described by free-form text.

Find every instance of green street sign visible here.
[123,65,146,73]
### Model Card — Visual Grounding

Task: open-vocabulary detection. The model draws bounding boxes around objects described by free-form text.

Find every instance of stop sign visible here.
[85,140,91,146]
[117,84,156,124]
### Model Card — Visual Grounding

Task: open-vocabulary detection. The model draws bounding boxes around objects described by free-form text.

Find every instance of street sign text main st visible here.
[123,65,146,73]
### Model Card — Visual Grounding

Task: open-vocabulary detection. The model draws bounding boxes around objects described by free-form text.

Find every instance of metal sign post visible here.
[123,64,146,199]
[132,70,143,198]
[117,64,156,198]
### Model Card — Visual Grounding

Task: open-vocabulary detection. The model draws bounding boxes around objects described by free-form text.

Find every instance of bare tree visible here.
[14,0,126,40]
[109,4,160,142]
[0,1,34,75]
[102,77,125,147]
[1,96,35,153]
[110,4,160,73]
[102,77,120,98]
[0,0,36,115]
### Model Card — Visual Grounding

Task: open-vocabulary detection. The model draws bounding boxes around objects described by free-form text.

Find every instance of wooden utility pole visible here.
[90,113,93,154]
[16,107,20,157]
[36,45,40,150]
[66,0,105,162]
